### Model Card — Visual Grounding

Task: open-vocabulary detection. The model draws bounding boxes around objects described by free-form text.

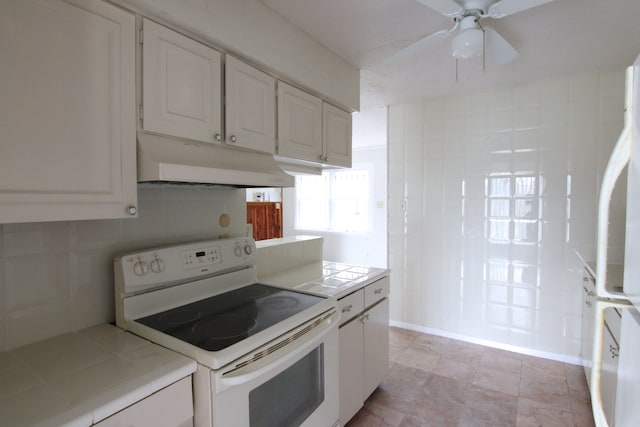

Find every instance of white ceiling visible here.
[262,0,640,111]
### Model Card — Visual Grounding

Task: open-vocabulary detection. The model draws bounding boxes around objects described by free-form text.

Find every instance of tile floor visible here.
[347,327,594,427]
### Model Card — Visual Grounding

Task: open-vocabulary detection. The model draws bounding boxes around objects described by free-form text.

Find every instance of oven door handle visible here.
[216,310,339,392]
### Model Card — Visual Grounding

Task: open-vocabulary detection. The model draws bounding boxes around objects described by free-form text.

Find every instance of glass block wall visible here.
[388,71,627,359]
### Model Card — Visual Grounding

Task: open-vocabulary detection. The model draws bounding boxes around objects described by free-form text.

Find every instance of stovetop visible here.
[115,237,339,369]
[136,283,325,351]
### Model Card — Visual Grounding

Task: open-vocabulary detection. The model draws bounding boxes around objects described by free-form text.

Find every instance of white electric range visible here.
[114,237,340,427]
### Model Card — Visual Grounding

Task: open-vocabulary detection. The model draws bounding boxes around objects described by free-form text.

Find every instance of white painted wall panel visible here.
[388,71,626,360]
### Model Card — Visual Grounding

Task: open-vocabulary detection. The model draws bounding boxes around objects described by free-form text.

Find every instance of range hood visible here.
[137,133,294,188]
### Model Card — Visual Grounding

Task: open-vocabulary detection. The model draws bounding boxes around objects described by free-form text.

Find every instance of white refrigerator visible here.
[592,54,640,427]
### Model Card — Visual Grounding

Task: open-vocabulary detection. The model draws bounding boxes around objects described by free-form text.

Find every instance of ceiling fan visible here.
[387,0,554,67]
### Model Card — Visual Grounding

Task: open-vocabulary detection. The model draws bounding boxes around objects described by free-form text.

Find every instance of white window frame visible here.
[294,165,373,234]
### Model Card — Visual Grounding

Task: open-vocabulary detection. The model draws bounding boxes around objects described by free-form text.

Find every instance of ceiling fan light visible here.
[451,28,484,59]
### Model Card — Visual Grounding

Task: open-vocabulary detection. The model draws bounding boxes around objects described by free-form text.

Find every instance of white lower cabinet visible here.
[602,308,621,426]
[94,377,193,427]
[338,276,390,425]
[339,314,365,425]
[580,264,621,426]
[363,298,390,399]
[581,268,596,385]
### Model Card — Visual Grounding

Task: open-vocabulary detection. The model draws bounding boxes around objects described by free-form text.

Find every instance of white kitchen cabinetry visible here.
[339,309,365,426]
[0,0,137,223]
[580,264,621,426]
[363,297,390,398]
[602,308,621,426]
[323,102,352,168]
[94,377,193,427]
[277,82,352,168]
[338,276,390,425]
[142,18,222,145]
[581,269,596,386]
[277,82,323,162]
[225,55,276,154]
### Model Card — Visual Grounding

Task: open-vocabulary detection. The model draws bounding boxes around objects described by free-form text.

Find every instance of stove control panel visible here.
[183,246,222,270]
[116,237,257,294]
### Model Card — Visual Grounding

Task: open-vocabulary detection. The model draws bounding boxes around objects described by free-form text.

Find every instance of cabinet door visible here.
[225,56,275,153]
[142,19,222,144]
[277,82,322,162]
[323,103,352,168]
[602,323,618,426]
[581,271,595,385]
[95,377,193,427]
[363,298,389,399]
[0,0,137,223]
[339,317,364,426]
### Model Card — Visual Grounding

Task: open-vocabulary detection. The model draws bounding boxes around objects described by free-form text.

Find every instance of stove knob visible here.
[234,245,243,257]
[244,244,252,255]
[133,261,149,276]
[150,258,165,273]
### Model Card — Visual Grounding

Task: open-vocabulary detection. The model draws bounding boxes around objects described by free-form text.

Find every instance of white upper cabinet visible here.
[225,56,276,154]
[0,0,137,224]
[323,103,352,168]
[142,19,222,144]
[277,82,323,162]
[276,82,352,168]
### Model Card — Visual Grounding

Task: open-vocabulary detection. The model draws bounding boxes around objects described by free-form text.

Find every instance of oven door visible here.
[212,309,340,427]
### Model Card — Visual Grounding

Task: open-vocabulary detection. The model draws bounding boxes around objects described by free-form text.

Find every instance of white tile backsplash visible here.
[389,70,626,360]
[0,186,247,351]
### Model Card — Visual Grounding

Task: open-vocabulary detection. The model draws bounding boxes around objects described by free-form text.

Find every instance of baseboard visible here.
[389,320,583,366]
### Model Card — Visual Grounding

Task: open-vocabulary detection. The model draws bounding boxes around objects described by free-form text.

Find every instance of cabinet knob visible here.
[374,288,383,294]
[150,258,165,273]
[341,304,353,313]
[127,206,137,216]
[133,260,148,276]
[230,135,237,143]
[214,133,223,142]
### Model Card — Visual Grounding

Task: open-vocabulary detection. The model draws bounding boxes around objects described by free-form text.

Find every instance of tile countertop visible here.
[259,260,390,299]
[0,324,196,427]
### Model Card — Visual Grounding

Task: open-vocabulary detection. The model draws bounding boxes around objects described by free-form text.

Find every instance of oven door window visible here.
[249,344,324,427]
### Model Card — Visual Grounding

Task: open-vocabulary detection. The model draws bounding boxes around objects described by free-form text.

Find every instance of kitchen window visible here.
[295,168,371,233]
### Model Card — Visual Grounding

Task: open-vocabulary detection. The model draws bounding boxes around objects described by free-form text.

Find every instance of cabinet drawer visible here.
[365,276,390,308]
[338,289,364,325]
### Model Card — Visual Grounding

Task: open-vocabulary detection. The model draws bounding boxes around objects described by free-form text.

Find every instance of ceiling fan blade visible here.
[487,0,554,19]
[384,28,454,63]
[415,0,463,17]
[484,27,519,65]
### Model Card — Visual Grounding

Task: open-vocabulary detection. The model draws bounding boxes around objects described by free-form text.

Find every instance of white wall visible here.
[0,187,247,351]
[388,71,626,361]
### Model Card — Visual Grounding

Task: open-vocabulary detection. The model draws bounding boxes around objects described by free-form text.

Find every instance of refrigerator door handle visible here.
[595,66,634,300]
[591,299,632,427]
